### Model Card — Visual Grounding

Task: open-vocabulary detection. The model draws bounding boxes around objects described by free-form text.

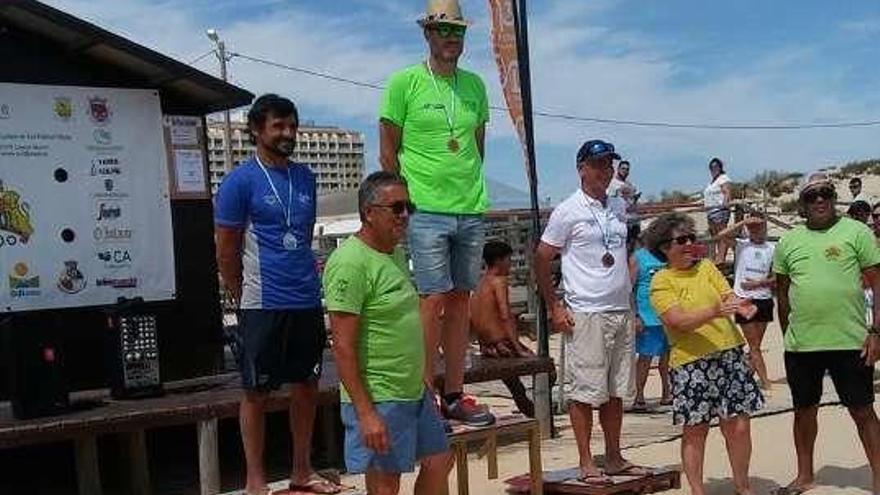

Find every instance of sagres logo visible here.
[87,96,111,125]
[53,97,73,121]
[90,157,122,176]
[93,226,133,243]
[95,201,122,221]
[93,178,129,199]
[9,261,40,298]
[97,248,132,269]
[0,181,34,243]
[57,260,86,294]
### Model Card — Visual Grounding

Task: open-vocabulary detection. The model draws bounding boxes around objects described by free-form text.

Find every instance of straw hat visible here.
[798,171,835,197]
[417,0,471,27]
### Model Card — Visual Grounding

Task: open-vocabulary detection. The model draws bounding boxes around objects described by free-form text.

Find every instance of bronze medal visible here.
[448,138,460,153]
[602,251,615,267]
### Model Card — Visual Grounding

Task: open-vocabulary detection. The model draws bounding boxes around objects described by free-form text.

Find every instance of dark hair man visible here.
[215,94,340,494]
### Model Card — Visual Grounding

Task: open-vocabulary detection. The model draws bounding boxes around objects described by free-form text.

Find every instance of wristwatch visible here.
[868,325,880,336]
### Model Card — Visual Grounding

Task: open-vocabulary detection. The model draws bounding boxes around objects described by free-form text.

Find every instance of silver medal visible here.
[282,232,297,250]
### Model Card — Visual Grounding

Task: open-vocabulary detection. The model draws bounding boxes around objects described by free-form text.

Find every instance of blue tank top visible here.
[634,248,666,326]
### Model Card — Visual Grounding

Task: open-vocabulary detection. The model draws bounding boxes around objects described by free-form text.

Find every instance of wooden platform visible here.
[448,415,542,495]
[0,352,554,495]
[505,467,681,495]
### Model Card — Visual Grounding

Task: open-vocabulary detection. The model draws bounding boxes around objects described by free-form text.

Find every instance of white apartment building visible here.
[206,119,365,195]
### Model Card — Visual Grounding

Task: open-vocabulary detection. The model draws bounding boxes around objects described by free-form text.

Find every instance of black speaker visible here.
[105,298,163,399]
[1,314,69,419]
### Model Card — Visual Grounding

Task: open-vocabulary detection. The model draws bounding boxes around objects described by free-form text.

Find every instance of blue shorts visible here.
[341,390,449,474]
[407,212,484,294]
[636,325,669,357]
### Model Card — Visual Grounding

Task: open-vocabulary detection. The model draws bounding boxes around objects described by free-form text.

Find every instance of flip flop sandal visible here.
[577,473,614,486]
[605,463,654,477]
[772,487,812,495]
[286,473,343,494]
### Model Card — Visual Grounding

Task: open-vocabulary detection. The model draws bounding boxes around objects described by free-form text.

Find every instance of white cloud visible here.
[840,18,880,38]
[40,0,880,196]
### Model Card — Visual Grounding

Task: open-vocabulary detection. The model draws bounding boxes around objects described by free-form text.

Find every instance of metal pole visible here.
[215,41,234,173]
[512,0,554,437]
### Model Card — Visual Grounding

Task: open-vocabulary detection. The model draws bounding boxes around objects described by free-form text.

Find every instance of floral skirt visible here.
[670,346,764,426]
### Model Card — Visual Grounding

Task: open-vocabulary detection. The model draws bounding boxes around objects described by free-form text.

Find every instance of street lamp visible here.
[206,28,234,174]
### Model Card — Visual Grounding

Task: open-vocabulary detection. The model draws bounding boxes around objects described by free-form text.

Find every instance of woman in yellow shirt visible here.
[645,213,764,495]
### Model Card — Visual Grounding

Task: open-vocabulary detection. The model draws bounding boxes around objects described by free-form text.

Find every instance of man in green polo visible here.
[378,0,493,426]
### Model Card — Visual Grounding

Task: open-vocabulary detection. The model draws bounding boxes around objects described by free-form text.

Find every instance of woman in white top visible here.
[714,212,775,389]
[704,158,733,264]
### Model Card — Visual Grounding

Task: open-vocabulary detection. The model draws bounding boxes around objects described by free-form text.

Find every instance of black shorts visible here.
[735,298,774,324]
[784,350,874,409]
[234,308,326,391]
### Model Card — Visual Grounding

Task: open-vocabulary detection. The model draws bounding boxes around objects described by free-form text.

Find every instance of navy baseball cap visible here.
[576,139,621,164]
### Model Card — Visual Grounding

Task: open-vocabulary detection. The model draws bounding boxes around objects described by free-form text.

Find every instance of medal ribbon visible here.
[426,59,458,140]
[585,195,613,255]
[255,155,293,232]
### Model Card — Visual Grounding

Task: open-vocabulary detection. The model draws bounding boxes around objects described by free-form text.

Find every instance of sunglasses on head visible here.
[372,200,416,216]
[802,188,835,204]
[577,141,615,162]
[666,233,697,246]
[427,24,467,38]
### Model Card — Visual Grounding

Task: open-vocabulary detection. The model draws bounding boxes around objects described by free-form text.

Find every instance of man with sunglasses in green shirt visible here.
[379,0,493,426]
[774,172,880,495]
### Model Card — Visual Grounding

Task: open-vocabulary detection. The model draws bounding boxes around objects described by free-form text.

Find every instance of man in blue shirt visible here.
[215,94,340,495]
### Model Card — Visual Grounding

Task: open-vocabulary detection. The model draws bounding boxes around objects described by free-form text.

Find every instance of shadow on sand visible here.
[697,464,872,494]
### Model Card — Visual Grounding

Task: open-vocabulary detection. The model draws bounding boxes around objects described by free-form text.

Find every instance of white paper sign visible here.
[167,115,201,146]
[174,149,207,193]
[0,83,176,312]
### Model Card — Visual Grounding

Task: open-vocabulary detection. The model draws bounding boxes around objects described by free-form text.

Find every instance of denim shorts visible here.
[407,212,485,294]
[707,207,731,225]
[341,390,449,474]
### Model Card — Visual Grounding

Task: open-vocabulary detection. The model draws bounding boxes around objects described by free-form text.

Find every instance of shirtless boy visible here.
[471,240,536,416]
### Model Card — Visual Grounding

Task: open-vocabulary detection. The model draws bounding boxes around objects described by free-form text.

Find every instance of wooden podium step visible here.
[505,466,681,495]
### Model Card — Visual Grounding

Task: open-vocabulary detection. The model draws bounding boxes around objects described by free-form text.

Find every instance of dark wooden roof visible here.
[0,0,253,113]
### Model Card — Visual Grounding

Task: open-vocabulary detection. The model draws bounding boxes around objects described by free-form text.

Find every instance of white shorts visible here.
[563,311,635,407]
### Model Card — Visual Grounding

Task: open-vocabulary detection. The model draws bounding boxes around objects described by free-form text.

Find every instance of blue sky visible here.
[46,0,880,203]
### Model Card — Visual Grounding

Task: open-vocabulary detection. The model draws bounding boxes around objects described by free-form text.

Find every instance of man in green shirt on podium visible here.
[379,0,493,426]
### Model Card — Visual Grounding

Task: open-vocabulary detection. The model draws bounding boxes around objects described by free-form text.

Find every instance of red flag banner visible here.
[487,0,531,178]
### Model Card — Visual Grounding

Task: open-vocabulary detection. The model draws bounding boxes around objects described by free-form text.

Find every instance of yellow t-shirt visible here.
[650,260,744,368]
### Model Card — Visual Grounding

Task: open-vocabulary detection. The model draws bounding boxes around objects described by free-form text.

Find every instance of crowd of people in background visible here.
[211,1,880,494]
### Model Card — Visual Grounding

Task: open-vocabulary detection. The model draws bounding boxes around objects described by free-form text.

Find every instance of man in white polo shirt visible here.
[535,139,644,482]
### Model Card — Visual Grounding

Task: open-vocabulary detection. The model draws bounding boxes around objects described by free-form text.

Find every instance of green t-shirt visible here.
[380,63,490,214]
[774,217,880,352]
[322,236,425,402]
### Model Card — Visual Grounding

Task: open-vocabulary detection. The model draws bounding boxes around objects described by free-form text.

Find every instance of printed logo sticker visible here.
[57,260,86,294]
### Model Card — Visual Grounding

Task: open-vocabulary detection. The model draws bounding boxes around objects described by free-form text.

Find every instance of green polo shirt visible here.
[380,63,490,214]
[323,236,425,402]
[774,217,880,352]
